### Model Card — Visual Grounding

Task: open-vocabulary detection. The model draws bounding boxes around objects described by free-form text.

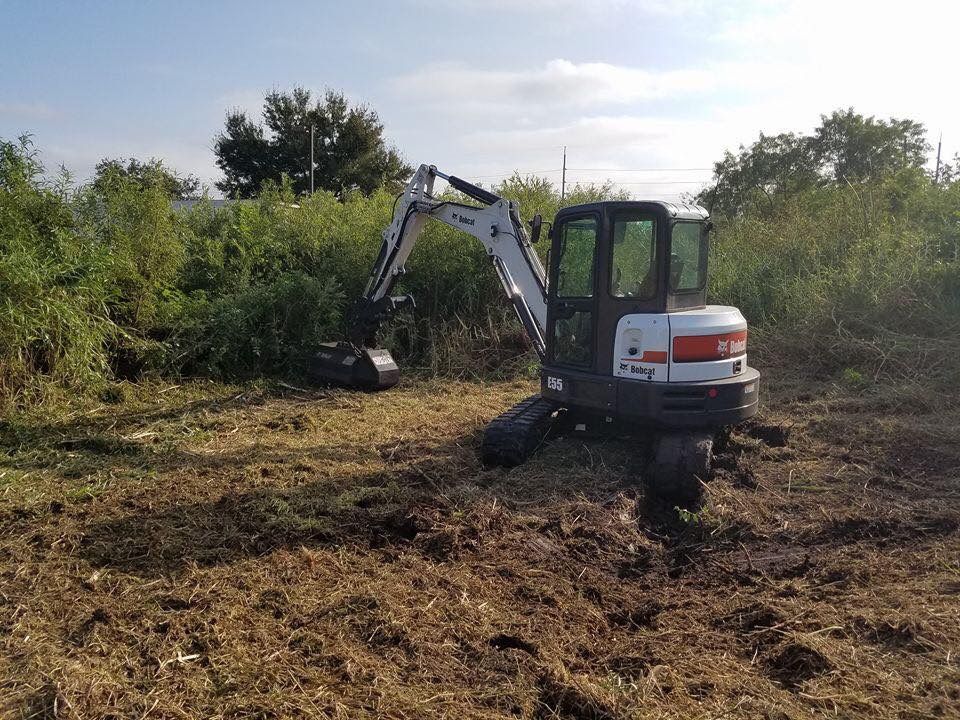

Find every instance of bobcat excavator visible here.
[310,164,760,497]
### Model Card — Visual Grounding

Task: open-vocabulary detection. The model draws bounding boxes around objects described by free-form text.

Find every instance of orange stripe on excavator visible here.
[672,330,748,363]
[620,351,668,364]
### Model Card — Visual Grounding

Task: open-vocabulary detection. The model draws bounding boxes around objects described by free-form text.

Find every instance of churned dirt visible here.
[1,371,958,719]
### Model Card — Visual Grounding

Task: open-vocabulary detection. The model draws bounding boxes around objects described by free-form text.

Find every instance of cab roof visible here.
[556,200,709,222]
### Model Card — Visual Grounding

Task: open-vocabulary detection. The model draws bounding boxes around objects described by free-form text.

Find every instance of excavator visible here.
[309,164,760,497]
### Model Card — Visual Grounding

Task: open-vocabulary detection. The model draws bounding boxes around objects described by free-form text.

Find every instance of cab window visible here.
[610,216,656,299]
[555,217,597,298]
[670,222,707,292]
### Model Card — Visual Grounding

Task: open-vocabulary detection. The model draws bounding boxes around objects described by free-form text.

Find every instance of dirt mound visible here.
[765,641,833,689]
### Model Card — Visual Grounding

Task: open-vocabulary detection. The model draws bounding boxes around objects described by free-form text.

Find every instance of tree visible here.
[214,87,412,198]
[93,157,201,200]
[700,109,931,217]
[702,132,820,216]
[814,108,928,183]
[936,153,960,185]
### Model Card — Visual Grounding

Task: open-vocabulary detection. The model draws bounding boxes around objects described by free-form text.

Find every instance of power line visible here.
[508,140,713,155]
[566,179,710,185]
[460,167,714,180]
[464,168,562,179]
[566,167,712,172]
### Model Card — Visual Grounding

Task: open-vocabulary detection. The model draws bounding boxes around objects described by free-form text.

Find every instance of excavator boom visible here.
[309,164,548,390]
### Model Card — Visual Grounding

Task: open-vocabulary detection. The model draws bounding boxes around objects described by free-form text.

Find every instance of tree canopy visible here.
[93,157,201,200]
[700,109,931,216]
[214,87,412,198]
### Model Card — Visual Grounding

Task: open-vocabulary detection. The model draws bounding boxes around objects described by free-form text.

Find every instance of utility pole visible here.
[934,132,942,184]
[560,145,567,202]
[310,124,315,194]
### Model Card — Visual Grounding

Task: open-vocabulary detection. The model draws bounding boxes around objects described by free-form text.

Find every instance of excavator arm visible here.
[309,164,549,390]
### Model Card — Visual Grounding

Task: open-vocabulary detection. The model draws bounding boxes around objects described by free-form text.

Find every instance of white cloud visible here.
[388,0,960,198]
[38,137,220,190]
[387,55,802,198]
[396,115,719,201]
[394,59,715,112]
[709,0,960,139]
[0,102,57,120]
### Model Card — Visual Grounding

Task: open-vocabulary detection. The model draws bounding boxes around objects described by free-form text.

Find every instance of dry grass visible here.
[1,373,958,719]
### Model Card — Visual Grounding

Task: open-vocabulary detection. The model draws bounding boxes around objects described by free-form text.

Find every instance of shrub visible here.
[709,170,960,383]
[0,137,115,400]
[175,272,343,378]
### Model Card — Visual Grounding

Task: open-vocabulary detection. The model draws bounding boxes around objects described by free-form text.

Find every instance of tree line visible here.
[93,88,955,224]
[697,108,952,216]
[2,90,958,407]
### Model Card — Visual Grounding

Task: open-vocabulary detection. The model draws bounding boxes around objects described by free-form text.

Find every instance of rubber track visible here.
[480,394,560,468]
[647,431,714,502]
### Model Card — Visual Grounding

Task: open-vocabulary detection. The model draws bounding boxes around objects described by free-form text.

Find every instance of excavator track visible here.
[481,394,561,468]
[646,430,714,502]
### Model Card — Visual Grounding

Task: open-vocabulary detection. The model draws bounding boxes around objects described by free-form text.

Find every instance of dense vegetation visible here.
[701,110,960,387]
[1,111,958,408]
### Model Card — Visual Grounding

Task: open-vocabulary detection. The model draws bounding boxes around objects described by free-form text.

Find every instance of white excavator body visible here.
[309,164,761,498]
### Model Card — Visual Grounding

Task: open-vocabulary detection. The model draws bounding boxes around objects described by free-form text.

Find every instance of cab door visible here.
[603,211,669,382]
[546,213,599,371]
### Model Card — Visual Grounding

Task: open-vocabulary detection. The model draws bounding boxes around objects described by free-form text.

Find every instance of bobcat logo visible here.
[715,336,746,357]
[619,362,629,372]
[630,365,655,379]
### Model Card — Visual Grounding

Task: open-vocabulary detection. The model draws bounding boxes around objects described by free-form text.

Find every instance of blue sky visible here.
[2,0,956,199]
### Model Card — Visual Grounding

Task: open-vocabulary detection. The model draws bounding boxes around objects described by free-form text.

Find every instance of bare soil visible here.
[1,373,958,718]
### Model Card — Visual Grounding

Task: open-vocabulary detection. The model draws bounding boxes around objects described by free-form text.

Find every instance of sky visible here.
[1,0,957,201]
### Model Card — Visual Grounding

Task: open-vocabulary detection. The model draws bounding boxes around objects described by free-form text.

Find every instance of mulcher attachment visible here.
[481,394,561,467]
[307,343,400,391]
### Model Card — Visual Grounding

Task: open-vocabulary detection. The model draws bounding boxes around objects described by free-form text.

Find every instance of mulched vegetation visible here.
[1,374,958,718]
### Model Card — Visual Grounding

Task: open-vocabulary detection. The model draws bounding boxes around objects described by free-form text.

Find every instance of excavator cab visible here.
[540,201,758,430]
[545,201,708,372]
